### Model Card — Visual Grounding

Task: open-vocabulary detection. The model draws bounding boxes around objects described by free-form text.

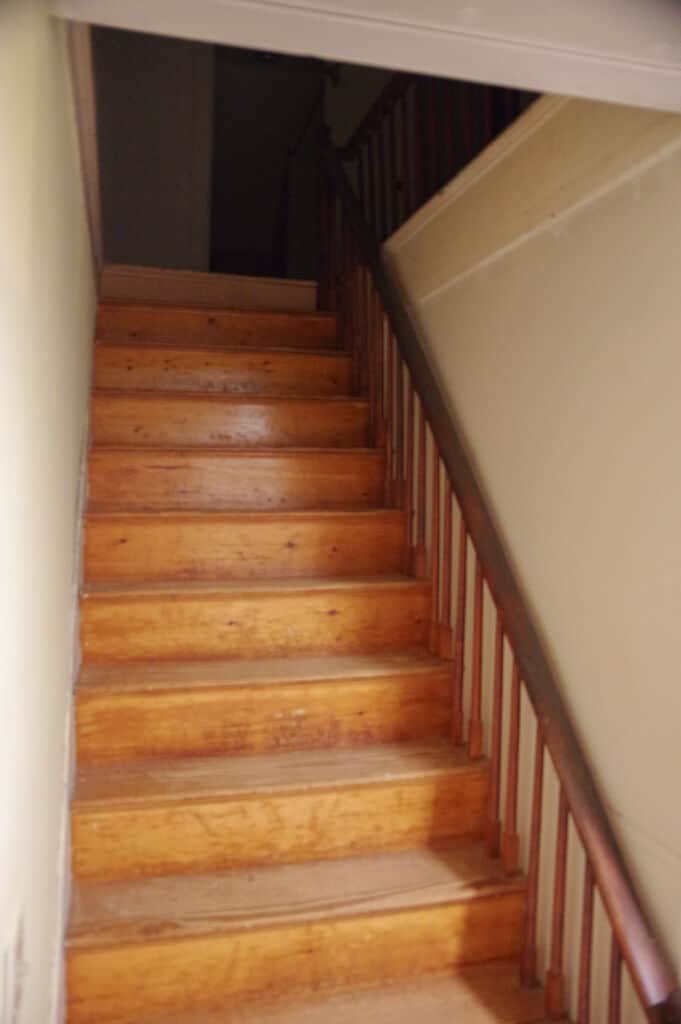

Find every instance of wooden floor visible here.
[68,294,544,1022]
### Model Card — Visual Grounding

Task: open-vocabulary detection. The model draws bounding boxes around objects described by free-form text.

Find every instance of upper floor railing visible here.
[318,133,681,1024]
[338,72,535,243]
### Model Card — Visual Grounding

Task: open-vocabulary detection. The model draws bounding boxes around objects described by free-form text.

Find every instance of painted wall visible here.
[0,1,96,1020]
[386,96,681,1009]
[93,27,214,271]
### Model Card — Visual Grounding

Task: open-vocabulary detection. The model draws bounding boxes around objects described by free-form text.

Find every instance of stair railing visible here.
[337,72,534,243]
[319,143,681,1024]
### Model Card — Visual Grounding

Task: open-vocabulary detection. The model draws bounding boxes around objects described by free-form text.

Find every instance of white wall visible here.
[386,96,681,1002]
[0,1,96,1020]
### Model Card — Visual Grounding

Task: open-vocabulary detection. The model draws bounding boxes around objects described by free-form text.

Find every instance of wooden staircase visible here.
[67,298,547,1022]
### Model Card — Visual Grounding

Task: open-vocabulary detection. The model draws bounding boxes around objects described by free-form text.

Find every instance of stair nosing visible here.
[81,574,426,599]
[84,507,402,522]
[91,388,368,406]
[96,339,350,359]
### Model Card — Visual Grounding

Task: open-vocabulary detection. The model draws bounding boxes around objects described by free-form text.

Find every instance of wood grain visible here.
[90,392,370,448]
[68,842,526,1021]
[80,576,431,664]
[97,302,338,350]
[94,344,353,396]
[72,743,488,879]
[133,963,546,1023]
[87,448,385,513]
[84,509,403,582]
[76,652,451,762]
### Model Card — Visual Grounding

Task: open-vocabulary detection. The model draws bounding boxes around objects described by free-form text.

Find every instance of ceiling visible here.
[52,0,681,112]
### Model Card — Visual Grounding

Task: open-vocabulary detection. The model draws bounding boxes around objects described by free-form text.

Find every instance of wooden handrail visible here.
[323,143,681,1024]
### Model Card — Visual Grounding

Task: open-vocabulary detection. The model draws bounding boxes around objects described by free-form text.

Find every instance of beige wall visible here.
[386,95,681,1008]
[0,1,96,1020]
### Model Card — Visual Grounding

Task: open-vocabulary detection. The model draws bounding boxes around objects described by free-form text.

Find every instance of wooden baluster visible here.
[521,728,545,986]
[403,381,415,571]
[389,100,400,233]
[427,77,439,193]
[393,338,404,505]
[483,84,494,146]
[444,80,456,180]
[429,442,441,652]
[413,81,425,208]
[452,517,467,743]
[400,91,412,217]
[384,322,395,504]
[373,290,385,448]
[412,399,428,576]
[468,556,484,760]
[486,613,504,852]
[439,477,454,657]
[367,130,377,237]
[608,935,622,1024]
[462,81,473,165]
[326,185,337,311]
[546,790,569,1019]
[375,123,386,241]
[318,171,329,309]
[578,861,595,1024]
[357,145,366,220]
[501,660,521,872]
[364,271,374,431]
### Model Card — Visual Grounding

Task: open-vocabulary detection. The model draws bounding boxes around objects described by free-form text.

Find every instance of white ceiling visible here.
[52,0,681,111]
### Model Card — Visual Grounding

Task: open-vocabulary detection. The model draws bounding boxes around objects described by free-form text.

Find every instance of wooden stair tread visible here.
[69,839,522,948]
[82,573,418,598]
[97,302,338,352]
[73,740,479,807]
[79,650,448,693]
[142,963,546,1023]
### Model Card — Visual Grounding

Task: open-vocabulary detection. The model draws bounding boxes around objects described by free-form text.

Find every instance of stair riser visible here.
[80,583,431,664]
[88,450,385,513]
[67,890,525,1023]
[84,512,405,582]
[72,768,488,880]
[91,394,370,448]
[76,672,453,763]
[97,306,339,350]
[94,346,352,396]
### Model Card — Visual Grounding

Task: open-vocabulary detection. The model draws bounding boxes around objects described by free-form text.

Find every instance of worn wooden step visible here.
[72,742,488,881]
[84,509,404,583]
[88,447,385,513]
[76,651,452,762]
[136,962,546,1023]
[97,302,339,350]
[80,576,430,664]
[94,343,352,396]
[68,841,526,1023]
[90,391,370,448]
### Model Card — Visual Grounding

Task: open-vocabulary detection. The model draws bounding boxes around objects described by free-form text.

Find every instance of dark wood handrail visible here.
[324,143,681,1024]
